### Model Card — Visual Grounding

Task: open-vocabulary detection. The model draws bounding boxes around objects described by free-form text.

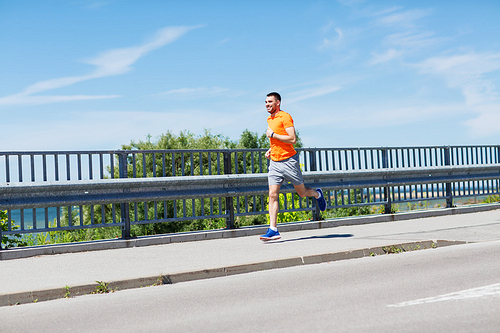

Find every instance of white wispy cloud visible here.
[366,5,442,66]
[364,3,500,138]
[217,38,230,45]
[415,52,500,137]
[287,85,341,104]
[0,94,122,106]
[463,104,500,137]
[417,53,500,77]
[369,49,404,65]
[319,28,343,50]
[377,8,431,27]
[0,26,200,106]
[416,52,500,106]
[158,86,229,97]
[320,20,334,34]
[385,30,445,49]
[369,6,402,17]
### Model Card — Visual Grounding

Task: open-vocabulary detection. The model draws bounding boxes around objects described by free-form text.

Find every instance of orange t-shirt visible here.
[267,111,297,161]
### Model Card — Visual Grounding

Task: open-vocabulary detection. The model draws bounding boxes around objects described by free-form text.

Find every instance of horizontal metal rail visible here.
[2,164,499,210]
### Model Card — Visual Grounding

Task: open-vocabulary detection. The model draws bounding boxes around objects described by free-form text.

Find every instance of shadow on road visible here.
[265,233,354,244]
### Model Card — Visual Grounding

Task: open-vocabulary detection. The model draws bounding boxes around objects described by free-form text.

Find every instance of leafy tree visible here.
[113,130,236,235]
[123,129,237,151]
[1,210,27,248]
[238,129,269,149]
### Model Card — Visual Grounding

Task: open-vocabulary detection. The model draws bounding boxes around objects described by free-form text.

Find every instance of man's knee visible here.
[268,185,281,201]
[269,191,279,201]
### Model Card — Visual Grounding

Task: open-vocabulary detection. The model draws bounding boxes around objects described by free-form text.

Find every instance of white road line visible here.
[388,283,500,308]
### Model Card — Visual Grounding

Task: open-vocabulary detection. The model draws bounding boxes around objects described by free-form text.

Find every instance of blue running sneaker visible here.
[260,228,281,241]
[316,188,327,211]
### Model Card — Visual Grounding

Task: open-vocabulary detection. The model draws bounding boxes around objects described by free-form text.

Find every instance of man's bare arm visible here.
[266,126,297,144]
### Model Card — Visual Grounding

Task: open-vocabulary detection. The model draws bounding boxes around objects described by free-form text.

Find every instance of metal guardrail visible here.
[3,164,500,208]
[1,146,500,248]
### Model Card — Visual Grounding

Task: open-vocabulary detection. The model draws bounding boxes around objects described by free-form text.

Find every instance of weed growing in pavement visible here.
[381,243,438,255]
[383,246,405,254]
[151,275,165,286]
[64,286,71,298]
[92,281,113,294]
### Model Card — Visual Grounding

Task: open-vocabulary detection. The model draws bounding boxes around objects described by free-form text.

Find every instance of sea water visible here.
[8,207,59,229]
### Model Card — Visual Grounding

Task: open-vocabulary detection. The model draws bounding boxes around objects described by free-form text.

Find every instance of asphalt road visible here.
[2,240,500,333]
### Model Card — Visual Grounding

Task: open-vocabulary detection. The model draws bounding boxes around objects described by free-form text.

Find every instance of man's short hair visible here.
[267,92,281,102]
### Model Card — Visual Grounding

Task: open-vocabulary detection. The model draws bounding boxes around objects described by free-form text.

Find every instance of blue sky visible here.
[1,0,500,151]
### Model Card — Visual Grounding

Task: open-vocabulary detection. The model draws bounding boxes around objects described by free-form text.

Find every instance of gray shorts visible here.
[268,153,304,186]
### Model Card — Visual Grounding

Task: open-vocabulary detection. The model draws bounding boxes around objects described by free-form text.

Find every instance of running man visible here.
[260,92,327,241]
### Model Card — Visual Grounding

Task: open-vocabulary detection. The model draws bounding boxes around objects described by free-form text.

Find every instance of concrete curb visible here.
[0,239,468,307]
[1,203,498,260]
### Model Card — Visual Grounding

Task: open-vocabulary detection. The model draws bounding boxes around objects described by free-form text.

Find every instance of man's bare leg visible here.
[294,183,327,211]
[293,183,320,198]
[268,184,281,229]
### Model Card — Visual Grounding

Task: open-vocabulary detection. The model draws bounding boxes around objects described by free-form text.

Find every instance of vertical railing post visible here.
[309,150,321,221]
[382,148,392,214]
[0,155,7,250]
[223,151,235,229]
[119,152,131,239]
[0,213,3,250]
[496,146,500,193]
[444,146,453,208]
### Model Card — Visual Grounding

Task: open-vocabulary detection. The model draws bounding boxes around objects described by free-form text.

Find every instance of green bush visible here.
[1,210,27,248]
[264,192,311,224]
[483,195,500,203]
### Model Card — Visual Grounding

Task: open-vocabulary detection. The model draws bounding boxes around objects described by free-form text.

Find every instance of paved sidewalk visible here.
[1,205,500,306]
